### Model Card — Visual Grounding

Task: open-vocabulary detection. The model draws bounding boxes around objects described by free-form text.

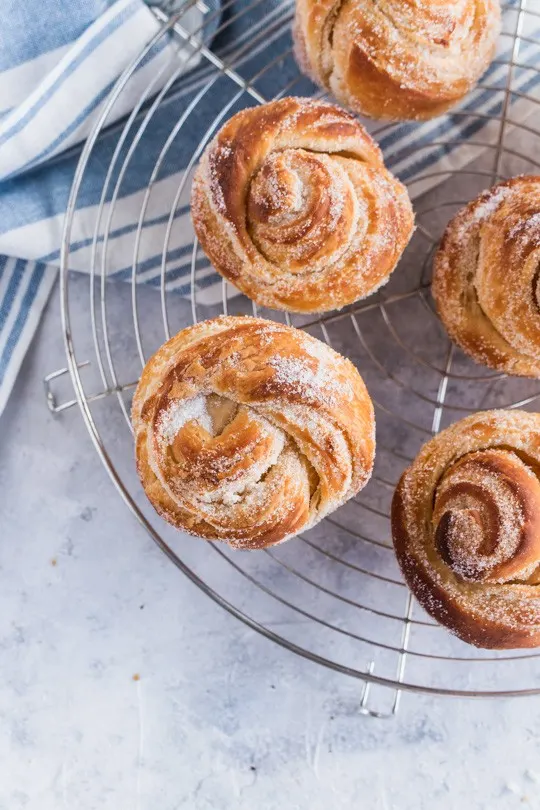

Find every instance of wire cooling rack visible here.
[47,0,540,714]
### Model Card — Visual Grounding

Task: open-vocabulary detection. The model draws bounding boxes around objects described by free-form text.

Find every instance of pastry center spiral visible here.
[156,392,307,510]
[432,449,540,584]
[247,149,359,274]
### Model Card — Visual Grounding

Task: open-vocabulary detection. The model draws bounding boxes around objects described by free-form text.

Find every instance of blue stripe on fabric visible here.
[397,69,540,184]
[0,0,118,71]
[0,0,139,148]
[146,259,214,289]
[39,204,191,263]
[0,263,47,385]
[0,68,233,234]
[108,254,214,289]
[379,38,539,159]
[0,80,206,236]
[377,54,512,153]
[386,69,540,177]
[112,258,215,290]
[386,85,501,174]
[110,243,196,281]
[7,35,171,181]
[7,77,121,181]
[0,255,8,280]
[0,259,27,335]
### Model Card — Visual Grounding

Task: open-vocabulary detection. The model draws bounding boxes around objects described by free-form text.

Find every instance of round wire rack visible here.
[54,0,540,713]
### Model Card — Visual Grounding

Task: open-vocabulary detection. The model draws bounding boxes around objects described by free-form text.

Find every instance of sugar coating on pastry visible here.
[433,176,540,378]
[191,97,414,313]
[294,0,500,121]
[392,410,540,649]
[132,316,375,549]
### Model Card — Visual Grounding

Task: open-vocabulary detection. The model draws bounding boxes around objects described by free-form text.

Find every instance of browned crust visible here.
[133,315,375,549]
[392,477,540,649]
[293,0,500,121]
[432,176,540,379]
[391,410,540,649]
[345,44,462,121]
[190,96,414,314]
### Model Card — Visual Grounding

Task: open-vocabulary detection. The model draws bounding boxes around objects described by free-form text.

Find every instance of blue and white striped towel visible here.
[0,0,539,418]
[0,0,221,415]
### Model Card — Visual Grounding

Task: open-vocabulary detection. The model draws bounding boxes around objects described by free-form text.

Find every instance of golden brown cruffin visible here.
[392,410,540,649]
[132,316,375,549]
[191,96,414,313]
[294,0,500,121]
[433,176,540,378]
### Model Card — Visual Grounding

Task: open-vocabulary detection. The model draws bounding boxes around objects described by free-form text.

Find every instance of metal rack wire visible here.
[50,0,540,714]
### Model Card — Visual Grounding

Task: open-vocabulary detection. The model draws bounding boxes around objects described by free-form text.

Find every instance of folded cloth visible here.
[0,0,539,418]
[0,0,220,415]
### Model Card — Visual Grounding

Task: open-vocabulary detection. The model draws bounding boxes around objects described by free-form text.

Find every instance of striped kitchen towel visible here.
[0,0,539,417]
[0,0,221,416]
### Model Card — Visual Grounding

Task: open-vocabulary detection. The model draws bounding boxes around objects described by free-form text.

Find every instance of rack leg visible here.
[43,362,137,414]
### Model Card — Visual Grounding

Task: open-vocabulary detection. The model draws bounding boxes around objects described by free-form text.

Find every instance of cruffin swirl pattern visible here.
[132,316,375,549]
[433,176,540,378]
[191,97,414,313]
[392,410,540,648]
[294,0,500,121]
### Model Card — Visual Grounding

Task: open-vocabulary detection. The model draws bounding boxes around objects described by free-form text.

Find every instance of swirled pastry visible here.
[191,97,414,313]
[132,316,375,549]
[294,0,500,121]
[392,410,540,648]
[433,177,540,378]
